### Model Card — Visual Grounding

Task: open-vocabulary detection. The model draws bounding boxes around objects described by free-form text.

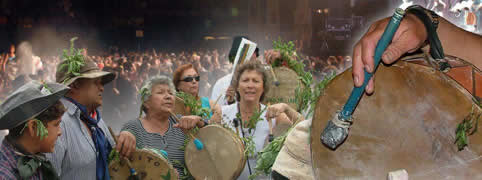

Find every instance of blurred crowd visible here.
[0,43,352,131]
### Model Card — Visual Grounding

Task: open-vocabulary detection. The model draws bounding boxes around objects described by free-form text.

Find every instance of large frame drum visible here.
[311,58,482,179]
[109,149,179,180]
[185,125,246,180]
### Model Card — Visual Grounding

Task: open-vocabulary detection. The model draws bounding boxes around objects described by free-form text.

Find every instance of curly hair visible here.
[231,61,270,102]
[139,75,176,115]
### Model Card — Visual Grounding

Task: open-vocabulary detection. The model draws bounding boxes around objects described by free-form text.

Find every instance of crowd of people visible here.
[0,44,351,131]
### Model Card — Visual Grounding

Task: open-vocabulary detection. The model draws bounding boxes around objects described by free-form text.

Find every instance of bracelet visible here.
[406,5,445,60]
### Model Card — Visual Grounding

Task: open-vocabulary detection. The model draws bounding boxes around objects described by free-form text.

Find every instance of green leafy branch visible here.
[455,106,480,151]
[245,106,268,134]
[272,38,313,113]
[249,129,291,179]
[272,37,298,65]
[176,92,211,119]
[20,119,48,140]
[241,136,256,158]
[108,149,120,163]
[59,37,85,84]
[172,160,193,180]
[138,86,151,118]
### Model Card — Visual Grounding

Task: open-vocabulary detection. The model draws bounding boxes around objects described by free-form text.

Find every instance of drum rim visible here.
[310,61,482,178]
[185,124,247,180]
[108,148,179,180]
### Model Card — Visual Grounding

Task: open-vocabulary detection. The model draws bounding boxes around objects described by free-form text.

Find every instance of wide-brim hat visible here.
[56,57,116,86]
[0,81,69,130]
[271,119,314,179]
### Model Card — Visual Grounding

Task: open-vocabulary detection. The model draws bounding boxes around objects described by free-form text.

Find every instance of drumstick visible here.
[320,8,405,150]
[175,96,185,103]
[123,158,141,180]
[108,127,141,180]
[168,111,204,150]
[269,65,280,86]
[212,93,223,108]
[267,103,274,142]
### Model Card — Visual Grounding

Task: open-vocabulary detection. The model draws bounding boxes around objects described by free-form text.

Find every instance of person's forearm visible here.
[437,18,482,69]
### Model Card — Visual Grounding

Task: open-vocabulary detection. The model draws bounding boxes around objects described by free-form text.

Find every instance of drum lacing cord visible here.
[330,112,352,129]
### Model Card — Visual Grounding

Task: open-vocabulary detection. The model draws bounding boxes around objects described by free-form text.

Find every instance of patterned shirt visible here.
[45,99,116,180]
[0,139,42,180]
[121,117,187,178]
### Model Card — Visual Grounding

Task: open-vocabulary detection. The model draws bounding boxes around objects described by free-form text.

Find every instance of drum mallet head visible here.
[160,150,168,159]
[320,8,405,150]
[193,138,204,150]
[269,65,280,86]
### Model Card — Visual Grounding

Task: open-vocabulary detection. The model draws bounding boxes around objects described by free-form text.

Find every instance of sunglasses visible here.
[181,76,200,82]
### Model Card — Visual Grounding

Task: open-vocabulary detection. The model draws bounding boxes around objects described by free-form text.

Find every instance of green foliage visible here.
[172,160,193,180]
[245,106,267,134]
[20,119,49,141]
[176,92,211,119]
[138,86,151,118]
[272,38,313,113]
[455,106,480,151]
[108,149,120,164]
[161,170,171,180]
[59,37,85,84]
[272,37,297,64]
[249,129,291,179]
[42,83,53,93]
[241,136,256,158]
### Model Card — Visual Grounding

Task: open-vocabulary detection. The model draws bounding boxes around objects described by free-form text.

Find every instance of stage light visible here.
[204,36,215,40]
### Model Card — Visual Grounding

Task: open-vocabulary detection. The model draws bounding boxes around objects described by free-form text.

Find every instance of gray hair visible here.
[139,75,176,116]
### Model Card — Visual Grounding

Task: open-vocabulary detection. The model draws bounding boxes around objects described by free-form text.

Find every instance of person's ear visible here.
[25,119,36,138]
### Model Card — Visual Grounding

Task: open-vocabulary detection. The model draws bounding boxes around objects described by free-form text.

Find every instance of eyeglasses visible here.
[181,76,200,82]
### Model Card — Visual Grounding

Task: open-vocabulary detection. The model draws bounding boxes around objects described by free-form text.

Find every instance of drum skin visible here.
[109,149,179,180]
[185,125,246,180]
[263,66,304,111]
[311,61,482,179]
[174,97,190,116]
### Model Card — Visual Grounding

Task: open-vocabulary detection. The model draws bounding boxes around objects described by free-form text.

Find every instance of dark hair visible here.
[231,61,269,102]
[7,100,66,139]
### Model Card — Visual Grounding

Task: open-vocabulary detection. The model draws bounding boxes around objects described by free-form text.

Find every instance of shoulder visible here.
[122,119,142,131]
[221,103,236,114]
[0,157,16,179]
[221,103,237,123]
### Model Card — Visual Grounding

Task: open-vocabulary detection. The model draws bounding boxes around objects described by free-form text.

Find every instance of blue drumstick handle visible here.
[340,8,406,120]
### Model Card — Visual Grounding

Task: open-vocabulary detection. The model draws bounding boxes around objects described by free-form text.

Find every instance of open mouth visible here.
[245,91,257,96]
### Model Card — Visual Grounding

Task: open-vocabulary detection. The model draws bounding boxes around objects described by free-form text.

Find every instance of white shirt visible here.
[221,102,275,180]
[210,74,233,106]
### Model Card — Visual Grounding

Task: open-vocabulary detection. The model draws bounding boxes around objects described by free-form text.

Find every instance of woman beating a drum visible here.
[173,64,222,123]
[121,75,209,178]
[221,61,301,180]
